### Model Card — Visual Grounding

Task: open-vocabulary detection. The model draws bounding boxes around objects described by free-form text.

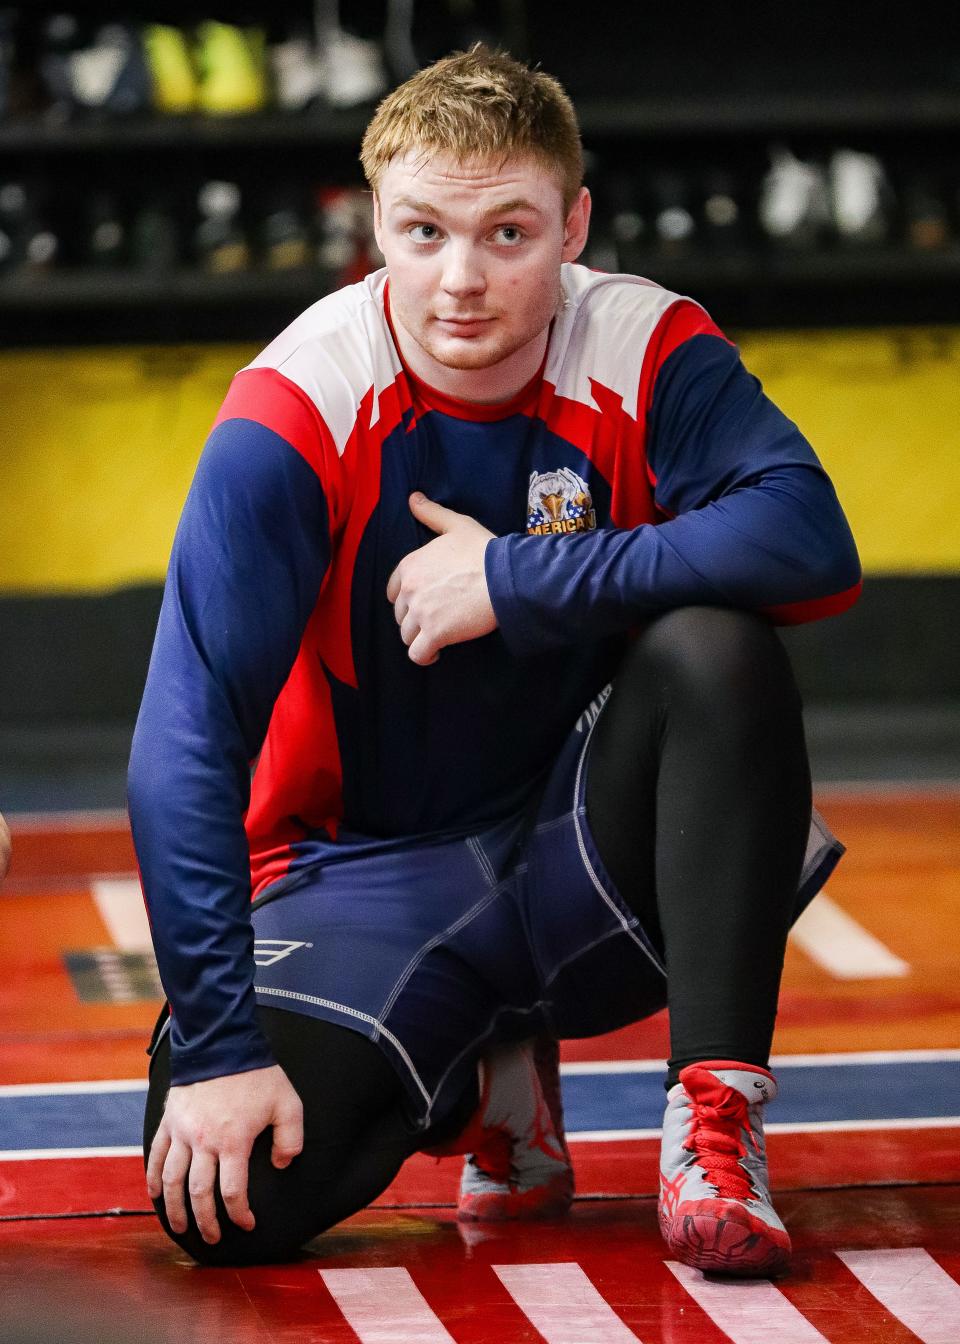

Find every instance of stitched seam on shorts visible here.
[466,834,497,886]
[376,884,507,1024]
[542,924,666,990]
[253,985,432,1110]
[572,703,666,976]
[533,812,576,837]
[425,997,552,1129]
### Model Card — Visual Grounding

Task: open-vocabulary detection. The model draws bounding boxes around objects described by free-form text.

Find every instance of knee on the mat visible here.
[634,606,798,722]
[156,1200,308,1267]
[150,1134,329,1267]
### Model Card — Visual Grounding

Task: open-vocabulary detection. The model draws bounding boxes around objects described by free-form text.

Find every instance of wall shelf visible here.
[2,89,960,155]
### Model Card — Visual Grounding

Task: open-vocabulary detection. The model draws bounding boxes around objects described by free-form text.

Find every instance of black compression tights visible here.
[585,606,812,1085]
[143,1008,474,1266]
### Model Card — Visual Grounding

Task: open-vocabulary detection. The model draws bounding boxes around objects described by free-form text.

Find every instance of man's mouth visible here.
[434,315,494,334]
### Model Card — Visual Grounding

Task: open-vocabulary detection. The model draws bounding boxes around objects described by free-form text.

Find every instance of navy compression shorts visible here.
[239,687,842,1130]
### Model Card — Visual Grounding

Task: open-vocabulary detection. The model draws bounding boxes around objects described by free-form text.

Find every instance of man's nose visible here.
[441,242,485,296]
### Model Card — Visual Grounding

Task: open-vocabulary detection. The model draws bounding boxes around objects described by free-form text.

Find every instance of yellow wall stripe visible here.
[0,345,254,594]
[0,328,958,594]
[738,326,960,576]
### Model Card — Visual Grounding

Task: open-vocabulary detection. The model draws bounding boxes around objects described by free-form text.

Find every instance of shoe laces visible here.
[684,1087,760,1202]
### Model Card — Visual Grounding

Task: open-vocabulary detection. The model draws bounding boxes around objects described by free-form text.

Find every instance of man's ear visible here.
[561,187,591,263]
[372,192,383,251]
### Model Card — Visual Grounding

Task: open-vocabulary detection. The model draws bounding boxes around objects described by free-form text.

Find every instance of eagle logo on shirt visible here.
[526,467,597,535]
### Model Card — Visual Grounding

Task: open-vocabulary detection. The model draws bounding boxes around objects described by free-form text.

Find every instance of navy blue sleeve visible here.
[127,419,329,1084]
[486,335,861,655]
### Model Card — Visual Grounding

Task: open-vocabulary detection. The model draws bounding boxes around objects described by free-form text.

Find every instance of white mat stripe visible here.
[667,1261,829,1342]
[0,1146,142,1160]
[90,878,153,952]
[838,1248,960,1343]
[562,1048,960,1073]
[570,1115,960,1142]
[789,891,910,979]
[494,1262,642,1342]
[0,1080,148,1096]
[320,1267,456,1342]
[770,1048,960,1067]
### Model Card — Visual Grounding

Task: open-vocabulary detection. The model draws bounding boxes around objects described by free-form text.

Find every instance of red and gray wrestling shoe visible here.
[424,1036,573,1220]
[459,1035,573,1220]
[658,1061,791,1276]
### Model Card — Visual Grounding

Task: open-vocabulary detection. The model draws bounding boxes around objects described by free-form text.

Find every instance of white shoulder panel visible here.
[547,264,694,419]
[244,269,399,457]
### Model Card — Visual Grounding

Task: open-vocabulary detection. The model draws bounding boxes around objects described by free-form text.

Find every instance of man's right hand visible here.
[146,1064,303,1245]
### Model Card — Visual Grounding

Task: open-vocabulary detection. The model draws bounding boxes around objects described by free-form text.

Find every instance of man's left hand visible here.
[387,493,497,665]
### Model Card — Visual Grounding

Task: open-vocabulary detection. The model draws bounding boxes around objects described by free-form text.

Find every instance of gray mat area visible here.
[1,704,957,815]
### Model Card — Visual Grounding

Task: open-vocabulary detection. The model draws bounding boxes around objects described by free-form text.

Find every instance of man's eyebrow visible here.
[482,198,544,218]
[388,195,545,219]
[390,195,440,216]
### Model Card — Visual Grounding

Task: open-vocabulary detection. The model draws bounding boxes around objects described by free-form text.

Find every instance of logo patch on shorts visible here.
[527,467,597,535]
[254,939,311,967]
[575,683,612,734]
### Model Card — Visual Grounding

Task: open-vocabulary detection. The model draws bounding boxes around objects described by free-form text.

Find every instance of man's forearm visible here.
[486,464,861,656]
[128,665,272,1085]
[129,415,330,1082]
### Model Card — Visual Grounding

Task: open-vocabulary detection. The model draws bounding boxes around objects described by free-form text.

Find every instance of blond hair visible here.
[360,46,584,210]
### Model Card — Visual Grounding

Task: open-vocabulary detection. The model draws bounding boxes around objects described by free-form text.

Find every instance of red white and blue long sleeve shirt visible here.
[128,263,862,1084]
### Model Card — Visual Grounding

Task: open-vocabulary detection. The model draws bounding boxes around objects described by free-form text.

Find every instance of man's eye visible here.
[409,224,439,242]
[495,225,523,244]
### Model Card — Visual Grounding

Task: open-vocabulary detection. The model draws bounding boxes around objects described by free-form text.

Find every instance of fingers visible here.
[219,1150,256,1233]
[161,1136,192,1235]
[399,610,419,647]
[148,1067,303,1247]
[386,490,452,605]
[397,604,439,664]
[408,491,456,535]
[157,1140,258,1242]
[271,1096,304,1171]
[388,565,426,655]
[145,1118,171,1202]
[408,630,440,666]
[187,1148,221,1244]
[149,1118,255,1243]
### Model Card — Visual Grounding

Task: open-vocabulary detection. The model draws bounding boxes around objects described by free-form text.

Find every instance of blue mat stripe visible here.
[1,1060,959,1152]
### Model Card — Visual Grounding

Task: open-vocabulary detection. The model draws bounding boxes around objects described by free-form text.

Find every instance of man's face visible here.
[374,150,590,394]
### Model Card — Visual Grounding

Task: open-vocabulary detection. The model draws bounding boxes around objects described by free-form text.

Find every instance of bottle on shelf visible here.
[194,180,252,273]
[143,24,198,116]
[84,190,127,267]
[758,145,831,250]
[829,149,894,247]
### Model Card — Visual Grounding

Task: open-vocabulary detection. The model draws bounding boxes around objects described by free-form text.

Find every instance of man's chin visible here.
[425,336,511,372]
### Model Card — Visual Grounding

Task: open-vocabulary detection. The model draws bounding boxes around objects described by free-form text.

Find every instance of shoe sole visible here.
[458,1177,573,1223]
[659,1202,791,1277]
